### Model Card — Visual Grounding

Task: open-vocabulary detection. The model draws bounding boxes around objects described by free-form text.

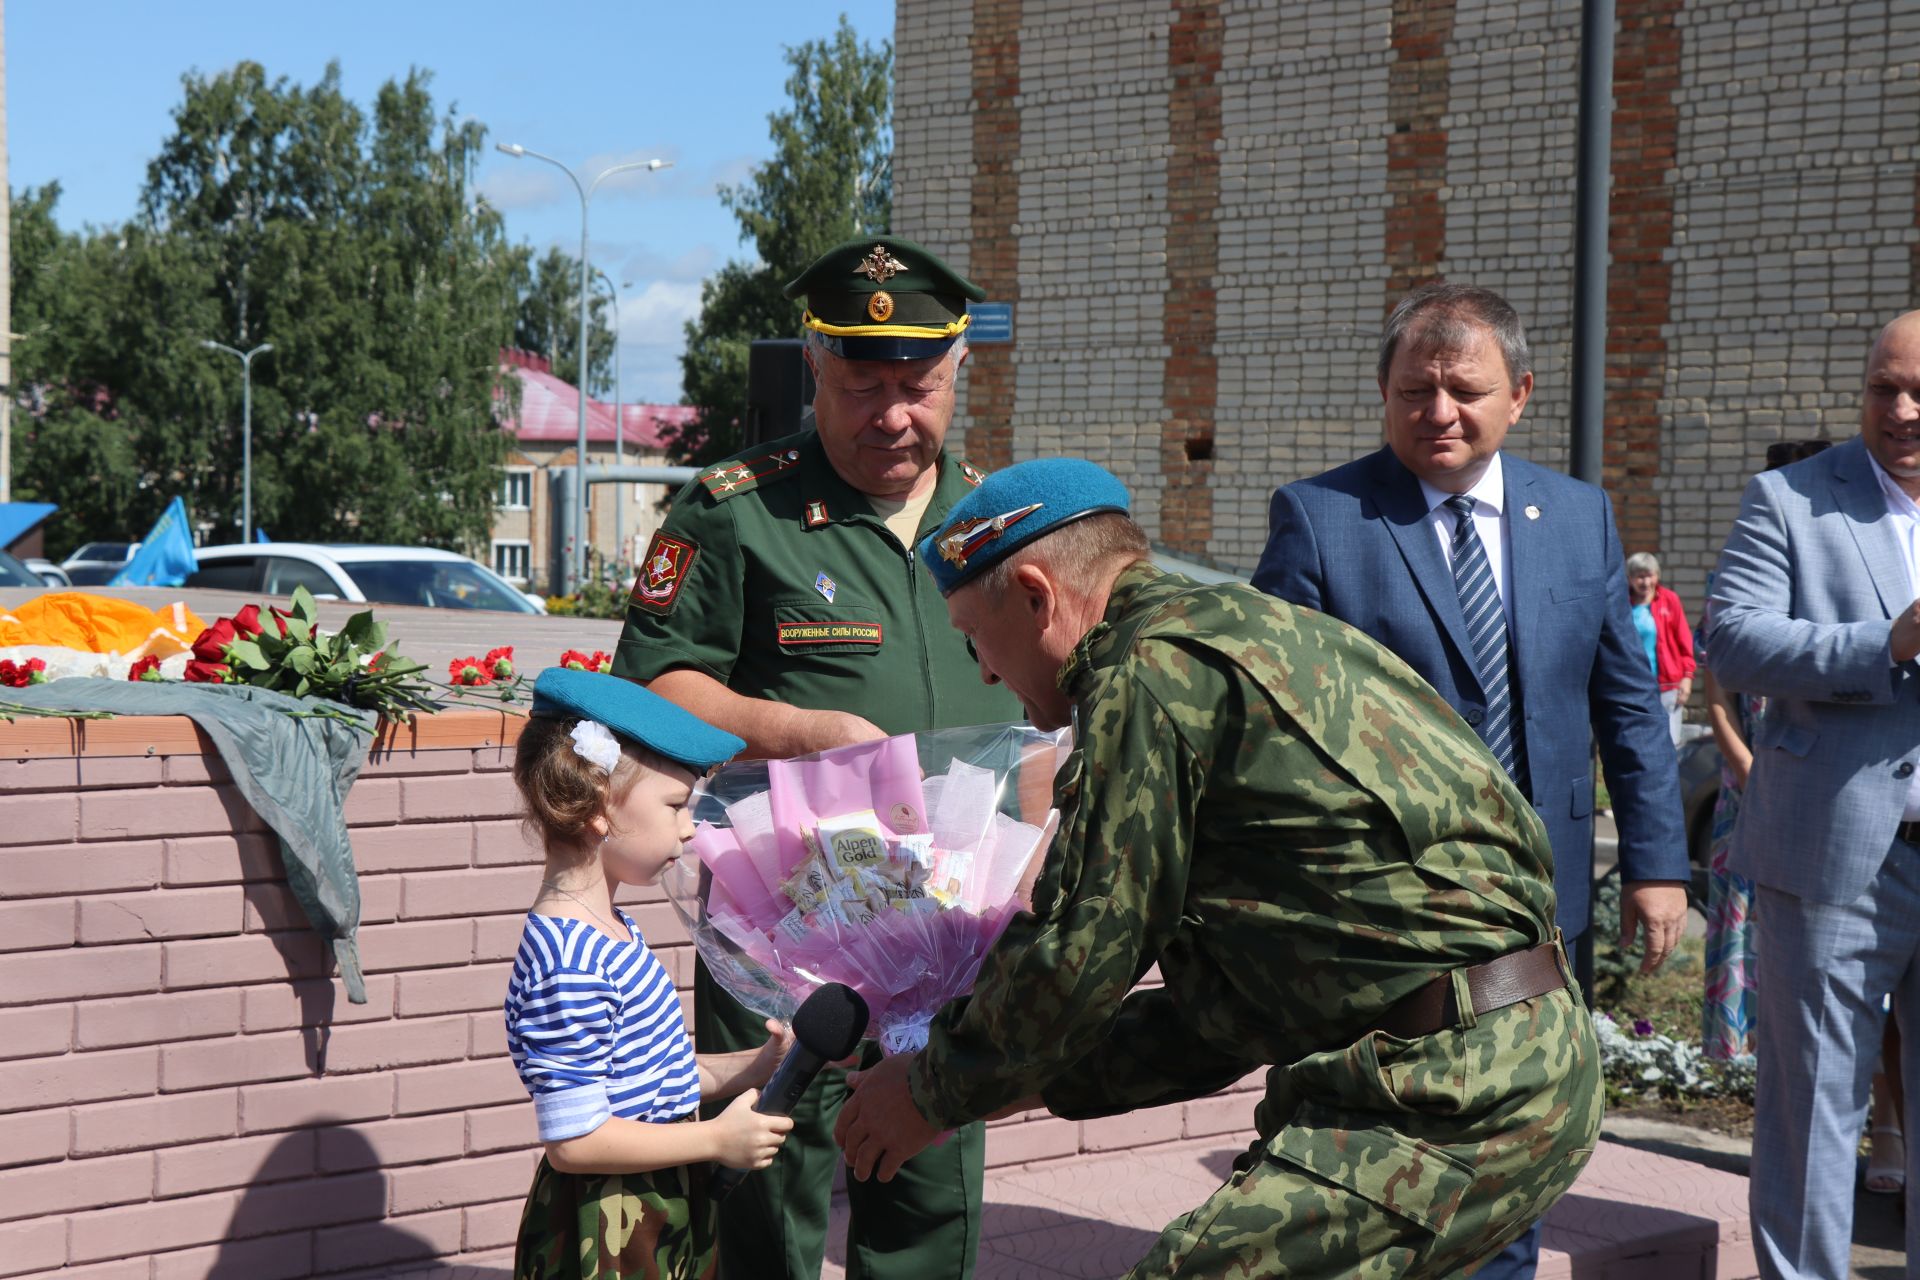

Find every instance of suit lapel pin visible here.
[1524,504,1542,521]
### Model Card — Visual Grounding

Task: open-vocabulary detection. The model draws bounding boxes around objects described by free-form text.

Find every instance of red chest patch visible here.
[629,532,699,615]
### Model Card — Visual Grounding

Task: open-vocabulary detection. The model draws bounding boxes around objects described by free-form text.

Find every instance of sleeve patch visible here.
[629,532,700,616]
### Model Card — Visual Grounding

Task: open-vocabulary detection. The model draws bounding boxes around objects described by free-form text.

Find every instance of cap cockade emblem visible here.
[854,244,908,284]
[936,502,1044,570]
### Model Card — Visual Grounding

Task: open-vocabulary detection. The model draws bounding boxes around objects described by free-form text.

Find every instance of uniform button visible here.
[1465,708,1485,726]
[1898,762,1915,780]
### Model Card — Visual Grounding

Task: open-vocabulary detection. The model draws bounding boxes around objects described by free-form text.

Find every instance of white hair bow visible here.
[568,719,624,774]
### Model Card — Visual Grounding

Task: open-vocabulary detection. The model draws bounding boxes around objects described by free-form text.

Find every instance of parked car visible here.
[60,541,140,586]
[0,549,43,587]
[185,543,546,614]
[22,558,72,588]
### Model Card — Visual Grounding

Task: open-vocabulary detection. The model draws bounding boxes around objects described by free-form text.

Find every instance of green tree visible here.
[674,15,892,465]
[513,244,615,395]
[7,185,147,554]
[9,62,524,555]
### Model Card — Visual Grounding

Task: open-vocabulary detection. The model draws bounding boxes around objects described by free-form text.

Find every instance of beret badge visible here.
[936,502,1044,570]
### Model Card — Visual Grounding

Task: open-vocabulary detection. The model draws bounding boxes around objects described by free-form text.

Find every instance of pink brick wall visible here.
[2,724,1259,1278]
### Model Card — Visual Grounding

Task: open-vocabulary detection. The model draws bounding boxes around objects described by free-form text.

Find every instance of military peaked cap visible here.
[785,235,985,361]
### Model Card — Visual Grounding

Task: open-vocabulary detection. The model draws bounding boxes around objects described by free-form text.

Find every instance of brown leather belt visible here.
[1898,820,1920,847]
[1368,940,1570,1041]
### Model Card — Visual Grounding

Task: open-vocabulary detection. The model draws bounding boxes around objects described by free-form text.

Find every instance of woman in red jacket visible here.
[1626,552,1694,745]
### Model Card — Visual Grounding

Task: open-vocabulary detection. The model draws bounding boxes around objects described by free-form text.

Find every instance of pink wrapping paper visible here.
[664,723,1068,1052]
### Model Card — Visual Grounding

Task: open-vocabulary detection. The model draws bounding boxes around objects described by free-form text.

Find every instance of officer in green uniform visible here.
[611,235,1020,1280]
[835,459,1605,1279]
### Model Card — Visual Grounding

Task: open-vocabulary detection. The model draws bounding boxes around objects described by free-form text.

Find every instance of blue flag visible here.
[110,497,198,588]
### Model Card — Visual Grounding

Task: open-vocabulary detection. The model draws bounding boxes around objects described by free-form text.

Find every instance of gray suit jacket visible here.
[1707,436,1920,905]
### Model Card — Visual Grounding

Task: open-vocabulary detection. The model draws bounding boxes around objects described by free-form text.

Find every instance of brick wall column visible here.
[968,0,1021,470]
[1385,0,1455,298]
[1160,0,1222,557]
[1606,0,1681,557]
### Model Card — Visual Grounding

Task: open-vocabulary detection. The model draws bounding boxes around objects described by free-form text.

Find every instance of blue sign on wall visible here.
[968,302,1013,344]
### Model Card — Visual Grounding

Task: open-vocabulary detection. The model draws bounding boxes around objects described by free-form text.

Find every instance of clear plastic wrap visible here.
[662,720,1070,1054]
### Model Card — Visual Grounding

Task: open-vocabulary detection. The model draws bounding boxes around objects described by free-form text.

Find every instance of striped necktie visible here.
[1444,494,1527,790]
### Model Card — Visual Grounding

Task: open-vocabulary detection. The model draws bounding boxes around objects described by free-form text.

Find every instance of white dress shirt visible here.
[1418,451,1516,630]
[1864,451,1920,819]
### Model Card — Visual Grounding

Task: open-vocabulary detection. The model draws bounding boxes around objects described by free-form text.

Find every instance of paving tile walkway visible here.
[821,1136,1759,1279]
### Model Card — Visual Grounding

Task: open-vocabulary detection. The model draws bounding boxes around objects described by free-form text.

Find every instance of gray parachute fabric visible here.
[8,678,376,1002]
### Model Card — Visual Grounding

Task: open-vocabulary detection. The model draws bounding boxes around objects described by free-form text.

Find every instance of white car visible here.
[23,558,72,588]
[61,541,140,586]
[185,543,547,614]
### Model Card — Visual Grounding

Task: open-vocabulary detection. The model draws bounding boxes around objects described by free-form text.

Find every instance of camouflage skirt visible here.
[513,1156,717,1280]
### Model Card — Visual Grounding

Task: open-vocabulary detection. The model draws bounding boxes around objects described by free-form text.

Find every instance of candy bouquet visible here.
[662,721,1071,1054]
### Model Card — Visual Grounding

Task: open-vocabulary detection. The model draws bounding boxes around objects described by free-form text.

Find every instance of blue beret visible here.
[529,668,743,772]
[918,458,1132,596]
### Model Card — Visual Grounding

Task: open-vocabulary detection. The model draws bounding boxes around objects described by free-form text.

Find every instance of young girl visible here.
[506,667,794,1280]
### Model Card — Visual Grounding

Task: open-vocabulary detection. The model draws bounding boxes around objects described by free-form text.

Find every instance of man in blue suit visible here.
[1254,283,1690,1280]
[1707,311,1920,1276]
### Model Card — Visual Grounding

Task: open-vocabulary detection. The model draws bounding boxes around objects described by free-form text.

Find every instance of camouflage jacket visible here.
[908,562,1558,1129]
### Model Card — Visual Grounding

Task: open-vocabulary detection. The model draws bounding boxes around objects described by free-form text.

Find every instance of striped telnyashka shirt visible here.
[504,910,701,1142]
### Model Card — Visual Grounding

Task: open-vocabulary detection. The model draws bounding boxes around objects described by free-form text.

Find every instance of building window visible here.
[498,469,533,510]
[493,540,531,585]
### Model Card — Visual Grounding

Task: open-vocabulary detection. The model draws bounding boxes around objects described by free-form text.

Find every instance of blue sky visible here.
[5,0,896,403]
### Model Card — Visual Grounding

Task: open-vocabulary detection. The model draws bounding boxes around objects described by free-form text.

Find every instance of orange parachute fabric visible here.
[0,592,207,659]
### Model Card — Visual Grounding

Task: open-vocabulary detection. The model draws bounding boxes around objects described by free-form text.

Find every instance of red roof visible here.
[497,349,696,452]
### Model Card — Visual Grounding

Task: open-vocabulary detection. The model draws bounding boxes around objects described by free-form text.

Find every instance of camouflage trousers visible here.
[1127,984,1603,1279]
[514,1155,717,1280]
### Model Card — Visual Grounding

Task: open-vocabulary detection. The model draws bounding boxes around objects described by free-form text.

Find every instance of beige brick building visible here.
[893,0,1920,607]
[494,351,693,596]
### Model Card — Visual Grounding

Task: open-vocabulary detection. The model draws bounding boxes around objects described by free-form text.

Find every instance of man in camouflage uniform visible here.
[835,459,1603,1278]
[613,236,1019,1279]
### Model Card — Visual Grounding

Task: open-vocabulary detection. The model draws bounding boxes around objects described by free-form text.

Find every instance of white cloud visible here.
[478,164,565,211]
[612,280,705,404]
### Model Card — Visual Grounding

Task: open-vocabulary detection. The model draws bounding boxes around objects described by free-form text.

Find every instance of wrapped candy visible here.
[662,721,1070,1054]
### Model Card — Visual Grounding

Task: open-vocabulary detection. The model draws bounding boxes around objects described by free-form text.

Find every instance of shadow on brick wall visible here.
[242,874,340,1072]
[205,1122,496,1278]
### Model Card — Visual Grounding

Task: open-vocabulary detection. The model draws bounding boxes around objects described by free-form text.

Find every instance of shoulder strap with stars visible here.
[699,445,805,502]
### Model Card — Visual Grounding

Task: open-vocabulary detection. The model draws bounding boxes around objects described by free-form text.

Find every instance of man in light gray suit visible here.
[1708,310,1920,1274]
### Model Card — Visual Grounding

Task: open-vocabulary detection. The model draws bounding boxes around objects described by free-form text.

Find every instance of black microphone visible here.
[710,982,869,1201]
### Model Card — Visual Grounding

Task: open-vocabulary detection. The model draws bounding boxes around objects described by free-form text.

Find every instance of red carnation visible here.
[448,656,492,686]
[128,655,164,682]
[0,658,46,688]
[591,651,613,673]
[559,649,592,671]
[231,604,263,639]
[484,646,515,680]
[191,617,238,663]
[183,659,233,684]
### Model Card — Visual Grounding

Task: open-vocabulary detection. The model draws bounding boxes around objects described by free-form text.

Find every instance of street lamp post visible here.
[203,340,274,541]
[495,143,670,593]
[592,270,633,571]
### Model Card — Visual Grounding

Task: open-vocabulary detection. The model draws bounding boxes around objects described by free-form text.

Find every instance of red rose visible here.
[191,618,238,663]
[267,606,293,638]
[128,655,164,682]
[484,646,515,680]
[183,659,233,684]
[448,656,491,687]
[232,604,263,639]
